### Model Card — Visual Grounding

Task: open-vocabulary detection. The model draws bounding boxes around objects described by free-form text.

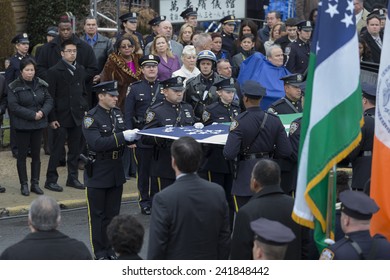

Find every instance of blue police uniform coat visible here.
[285,38,310,74]
[82,105,127,188]
[320,231,390,260]
[5,53,32,84]
[201,99,240,174]
[221,31,238,56]
[223,107,292,196]
[268,96,303,115]
[348,107,375,191]
[142,100,195,181]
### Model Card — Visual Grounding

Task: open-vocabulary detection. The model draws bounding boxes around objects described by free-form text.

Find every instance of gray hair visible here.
[193,33,212,50]
[266,44,282,58]
[182,45,196,57]
[29,196,61,231]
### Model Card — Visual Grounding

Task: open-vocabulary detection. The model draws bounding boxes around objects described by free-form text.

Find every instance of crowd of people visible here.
[0,1,389,260]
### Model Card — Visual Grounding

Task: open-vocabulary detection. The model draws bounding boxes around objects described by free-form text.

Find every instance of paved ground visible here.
[0,149,139,217]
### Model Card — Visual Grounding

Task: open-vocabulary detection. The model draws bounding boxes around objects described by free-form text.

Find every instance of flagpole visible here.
[326,165,336,239]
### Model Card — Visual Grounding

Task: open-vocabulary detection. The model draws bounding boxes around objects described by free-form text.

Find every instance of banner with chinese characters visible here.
[159,0,245,23]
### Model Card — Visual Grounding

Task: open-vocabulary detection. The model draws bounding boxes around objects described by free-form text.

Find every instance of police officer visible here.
[0,75,7,194]
[145,16,166,46]
[251,217,296,260]
[201,78,240,228]
[348,83,376,192]
[124,55,164,215]
[185,50,224,121]
[82,81,140,259]
[268,73,304,114]
[5,33,31,158]
[320,190,390,260]
[142,76,195,190]
[223,80,292,210]
[220,15,238,56]
[118,12,145,52]
[285,20,312,74]
[180,6,198,28]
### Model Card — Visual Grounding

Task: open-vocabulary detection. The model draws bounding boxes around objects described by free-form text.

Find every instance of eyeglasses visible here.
[64,49,77,53]
[120,44,134,49]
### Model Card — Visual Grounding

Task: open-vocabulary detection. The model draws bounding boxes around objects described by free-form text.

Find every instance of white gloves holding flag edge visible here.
[123,129,141,141]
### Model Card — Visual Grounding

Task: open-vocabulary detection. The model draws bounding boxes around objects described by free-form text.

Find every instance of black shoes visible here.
[0,186,5,193]
[141,206,151,215]
[44,182,64,192]
[21,183,30,196]
[66,179,85,190]
[30,183,44,195]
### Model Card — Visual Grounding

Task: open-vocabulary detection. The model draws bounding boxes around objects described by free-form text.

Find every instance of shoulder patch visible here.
[145,111,155,124]
[285,47,291,55]
[83,116,94,129]
[229,120,239,131]
[289,121,299,136]
[202,111,211,123]
[319,248,334,260]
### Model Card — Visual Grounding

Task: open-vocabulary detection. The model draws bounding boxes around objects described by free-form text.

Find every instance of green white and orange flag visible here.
[292,0,363,252]
[370,0,390,240]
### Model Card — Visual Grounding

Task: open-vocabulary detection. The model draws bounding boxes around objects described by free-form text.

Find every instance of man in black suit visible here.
[230,159,309,260]
[0,196,92,260]
[147,136,231,260]
[44,40,89,192]
[361,14,383,63]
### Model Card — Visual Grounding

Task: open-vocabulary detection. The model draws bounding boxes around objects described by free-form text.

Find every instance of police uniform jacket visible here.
[144,33,157,46]
[148,173,231,260]
[268,96,303,115]
[285,38,310,74]
[36,34,98,83]
[185,73,225,120]
[7,76,53,130]
[274,35,295,54]
[5,53,32,84]
[142,100,195,179]
[82,105,128,188]
[221,31,238,56]
[321,231,390,260]
[223,107,292,196]
[124,79,163,130]
[46,60,89,127]
[0,230,92,260]
[231,185,310,260]
[284,117,302,194]
[348,107,375,190]
[80,33,114,72]
[201,99,240,173]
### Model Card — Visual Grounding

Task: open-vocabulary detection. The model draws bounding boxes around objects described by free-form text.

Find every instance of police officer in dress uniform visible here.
[185,50,225,121]
[320,190,390,260]
[251,217,296,260]
[223,80,292,210]
[268,73,304,115]
[0,75,7,193]
[5,33,31,158]
[82,81,140,259]
[142,77,195,190]
[220,15,238,56]
[201,78,240,228]
[124,55,164,215]
[285,21,312,74]
[145,16,167,46]
[347,83,376,192]
[180,6,198,28]
[118,12,145,52]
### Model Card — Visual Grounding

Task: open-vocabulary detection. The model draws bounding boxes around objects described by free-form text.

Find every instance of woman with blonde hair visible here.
[177,23,195,47]
[151,35,180,81]
[172,45,200,85]
[264,23,286,53]
[100,33,142,111]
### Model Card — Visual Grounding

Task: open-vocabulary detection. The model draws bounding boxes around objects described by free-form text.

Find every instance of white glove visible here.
[324,238,335,246]
[194,122,204,129]
[123,129,140,141]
